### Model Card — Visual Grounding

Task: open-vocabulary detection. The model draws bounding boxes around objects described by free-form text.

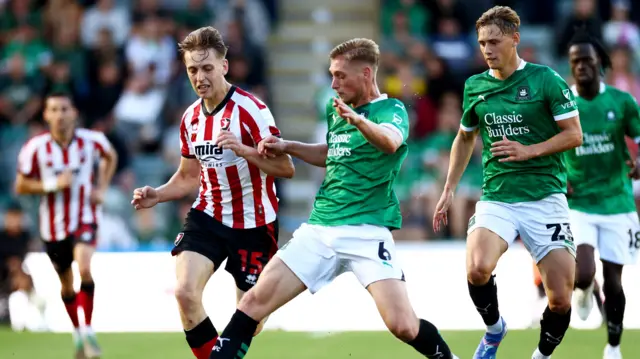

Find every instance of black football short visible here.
[172,209,279,292]
[44,223,98,273]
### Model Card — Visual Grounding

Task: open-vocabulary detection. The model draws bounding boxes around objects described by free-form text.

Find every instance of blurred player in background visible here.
[433,6,582,359]
[130,27,294,359]
[565,28,640,359]
[209,38,459,359]
[0,201,45,331]
[15,92,118,359]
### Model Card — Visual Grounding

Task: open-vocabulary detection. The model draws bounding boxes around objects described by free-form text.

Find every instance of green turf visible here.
[0,327,637,358]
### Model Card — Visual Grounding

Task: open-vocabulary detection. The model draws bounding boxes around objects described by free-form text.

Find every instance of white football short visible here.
[275,223,404,294]
[468,194,576,263]
[569,209,640,265]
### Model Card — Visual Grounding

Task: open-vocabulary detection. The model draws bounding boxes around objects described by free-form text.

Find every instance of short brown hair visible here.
[476,6,520,34]
[178,26,228,61]
[329,38,380,67]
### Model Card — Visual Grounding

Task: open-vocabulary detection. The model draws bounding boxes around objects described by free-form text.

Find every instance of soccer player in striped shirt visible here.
[15,92,118,358]
[130,27,294,359]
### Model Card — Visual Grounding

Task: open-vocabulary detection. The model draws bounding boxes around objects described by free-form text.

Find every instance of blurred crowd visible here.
[356,0,639,240]
[0,0,278,252]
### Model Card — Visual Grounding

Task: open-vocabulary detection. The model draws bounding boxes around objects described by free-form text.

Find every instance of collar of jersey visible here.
[369,94,388,103]
[570,82,606,97]
[488,59,527,78]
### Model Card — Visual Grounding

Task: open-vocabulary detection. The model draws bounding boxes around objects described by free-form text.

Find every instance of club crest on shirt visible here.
[174,232,184,246]
[220,118,230,130]
[192,121,199,132]
[516,86,531,101]
[562,89,572,101]
[606,110,616,121]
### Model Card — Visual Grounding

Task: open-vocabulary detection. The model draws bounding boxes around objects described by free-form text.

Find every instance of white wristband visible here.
[43,177,58,192]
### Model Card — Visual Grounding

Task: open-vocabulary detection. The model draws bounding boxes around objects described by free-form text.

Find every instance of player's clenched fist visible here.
[131,186,159,210]
[258,135,286,158]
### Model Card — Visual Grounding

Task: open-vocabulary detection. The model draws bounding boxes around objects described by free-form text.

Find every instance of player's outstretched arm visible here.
[433,128,479,231]
[259,136,328,168]
[132,157,200,210]
[216,131,295,178]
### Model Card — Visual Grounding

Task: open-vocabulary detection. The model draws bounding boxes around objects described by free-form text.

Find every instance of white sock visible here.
[8,290,29,331]
[486,318,503,334]
[72,328,82,342]
[84,326,95,336]
[532,348,551,359]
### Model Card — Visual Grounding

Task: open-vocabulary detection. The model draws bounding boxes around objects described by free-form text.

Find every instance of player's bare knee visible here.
[467,263,494,285]
[547,294,572,314]
[385,315,419,342]
[174,284,202,313]
[78,266,93,282]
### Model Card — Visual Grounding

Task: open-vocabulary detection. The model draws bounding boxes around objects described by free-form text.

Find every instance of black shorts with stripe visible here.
[172,208,279,292]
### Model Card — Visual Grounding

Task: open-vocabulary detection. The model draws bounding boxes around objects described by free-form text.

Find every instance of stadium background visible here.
[2,0,640,358]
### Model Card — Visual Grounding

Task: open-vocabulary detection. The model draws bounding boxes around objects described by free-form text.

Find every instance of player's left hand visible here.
[216,130,250,157]
[490,136,534,162]
[333,97,363,126]
[90,188,106,205]
[626,158,640,179]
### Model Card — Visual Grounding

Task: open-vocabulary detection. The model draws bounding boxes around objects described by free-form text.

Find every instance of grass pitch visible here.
[1,327,637,358]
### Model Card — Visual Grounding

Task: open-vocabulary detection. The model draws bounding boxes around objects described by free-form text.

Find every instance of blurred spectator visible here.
[47,27,89,106]
[0,0,42,42]
[124,16,175,86]
[224,20,266,97]
[87,60,124,126]
[174,0,213,29]
[215,0,271,46]
[0,53,44,125]
[1,22,51,78]
[381,0,430,37]
[81,0,132,48]
[42,0,82,42]
[429,17,473,77]
[556,0,603,57]
[424,55,459,104]
[607,44,640,101]
[424,0,471,34]
[0,202,37,305]
[603,0,640,57]
[380,11,428,74]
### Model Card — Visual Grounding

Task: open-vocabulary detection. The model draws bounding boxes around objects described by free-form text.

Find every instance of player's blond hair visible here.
[329,38,380,68]
[476,6,520,34]
[178,26,228,61]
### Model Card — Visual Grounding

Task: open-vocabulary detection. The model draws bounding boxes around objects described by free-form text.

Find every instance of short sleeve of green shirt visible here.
[460,79,480,131]
[623,94,640,142]
[377,99,410,142]
[543,69,579,121]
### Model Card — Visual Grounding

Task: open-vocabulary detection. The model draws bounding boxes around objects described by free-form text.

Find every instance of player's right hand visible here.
[259,136,286,158]
[131,186,159,210]
[433,189,454,232]
[56,169,73,189]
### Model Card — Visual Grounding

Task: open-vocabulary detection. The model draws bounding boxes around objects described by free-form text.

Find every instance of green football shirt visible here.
[565,83,640,215]
[460,61,579,203]
[308,95,409,230]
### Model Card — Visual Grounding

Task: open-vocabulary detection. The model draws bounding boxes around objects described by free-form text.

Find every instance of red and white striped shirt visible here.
[180,86,281,229]
[17,128,113,242]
